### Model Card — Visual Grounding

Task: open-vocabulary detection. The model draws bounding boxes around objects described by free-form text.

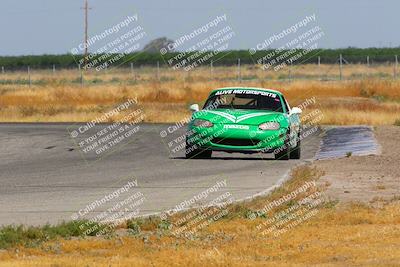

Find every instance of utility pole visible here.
[28,66,31,87]
[81,0,92,69]
[318,56,321,81]
[210,60,213,81]
[339,54,343,81]
[156,61,160,81]
[237,58,241,82]
[78,64,83,86]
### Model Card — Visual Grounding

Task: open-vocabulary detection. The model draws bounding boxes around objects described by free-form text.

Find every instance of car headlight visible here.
[193,119,214,128]
[259,122,280,130]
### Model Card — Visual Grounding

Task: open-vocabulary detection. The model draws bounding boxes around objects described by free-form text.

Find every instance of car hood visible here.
[192,108,288,126]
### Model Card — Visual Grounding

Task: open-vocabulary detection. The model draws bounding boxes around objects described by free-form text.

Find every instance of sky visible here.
[0,0,398,56]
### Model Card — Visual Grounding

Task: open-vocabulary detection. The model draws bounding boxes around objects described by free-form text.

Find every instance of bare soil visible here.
[316,126,400,203]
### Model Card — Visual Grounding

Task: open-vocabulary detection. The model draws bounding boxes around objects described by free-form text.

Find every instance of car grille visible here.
[211,138,259,147]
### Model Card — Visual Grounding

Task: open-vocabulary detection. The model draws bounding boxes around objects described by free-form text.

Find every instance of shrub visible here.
[0,220,110,249]
[127,221,141,235]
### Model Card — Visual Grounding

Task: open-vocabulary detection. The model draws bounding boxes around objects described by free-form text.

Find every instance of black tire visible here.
[185,142,212,159]
[185,149,196,159]
[198,149,212,159]
[185,141,197,159]
[274,132,290,160]
[290,134,301,159]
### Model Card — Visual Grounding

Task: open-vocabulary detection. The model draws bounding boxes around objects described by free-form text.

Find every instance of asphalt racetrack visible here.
[0,123,322,225]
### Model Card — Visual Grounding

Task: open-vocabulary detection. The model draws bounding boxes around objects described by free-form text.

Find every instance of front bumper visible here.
[186,123,287,153]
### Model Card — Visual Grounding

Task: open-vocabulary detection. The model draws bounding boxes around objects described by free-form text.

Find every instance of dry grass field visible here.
[0,125,399,266]
[1,64,400,125]
[1,164,399,266]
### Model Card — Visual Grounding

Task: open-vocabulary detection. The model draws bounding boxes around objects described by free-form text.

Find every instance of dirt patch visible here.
[316,126,400,202]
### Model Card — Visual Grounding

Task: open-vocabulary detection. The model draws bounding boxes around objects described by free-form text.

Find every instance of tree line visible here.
[0,47,399,70]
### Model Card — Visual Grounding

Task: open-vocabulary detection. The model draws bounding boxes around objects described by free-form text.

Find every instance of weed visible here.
[158,220,172,231]
[0,220,110,249]
[18,106,38,117]
[126,221,141,235]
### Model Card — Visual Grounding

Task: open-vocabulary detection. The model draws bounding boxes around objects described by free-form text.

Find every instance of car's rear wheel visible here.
[274,132,290,160]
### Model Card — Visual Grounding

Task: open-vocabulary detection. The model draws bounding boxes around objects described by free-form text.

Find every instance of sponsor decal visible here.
[206,110,272,123]
[214,89,277,98]
[223,124,250,130]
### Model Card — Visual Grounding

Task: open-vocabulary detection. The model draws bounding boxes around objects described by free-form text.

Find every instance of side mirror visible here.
[189,104,199,112]
[290,107,302,115]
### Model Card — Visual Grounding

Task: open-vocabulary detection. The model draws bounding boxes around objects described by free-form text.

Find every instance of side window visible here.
[281,96,290,114]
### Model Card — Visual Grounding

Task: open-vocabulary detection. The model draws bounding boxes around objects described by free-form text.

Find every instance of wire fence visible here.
[0,54,399,87]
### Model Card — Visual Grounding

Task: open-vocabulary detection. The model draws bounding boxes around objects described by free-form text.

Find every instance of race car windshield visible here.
[204,93,283,112]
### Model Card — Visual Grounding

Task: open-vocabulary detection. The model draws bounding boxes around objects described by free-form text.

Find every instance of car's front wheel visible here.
[185,142,212,159]
[274,132,290,160]
[198,149,212,159]
[290,133,301,159]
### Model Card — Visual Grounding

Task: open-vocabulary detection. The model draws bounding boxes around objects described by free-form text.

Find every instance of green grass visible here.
[0,79,47,85]
[126,221,141,235]
[0,220,111,249]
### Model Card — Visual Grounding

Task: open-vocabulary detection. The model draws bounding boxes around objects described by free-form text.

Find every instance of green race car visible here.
[185,87,302,160]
